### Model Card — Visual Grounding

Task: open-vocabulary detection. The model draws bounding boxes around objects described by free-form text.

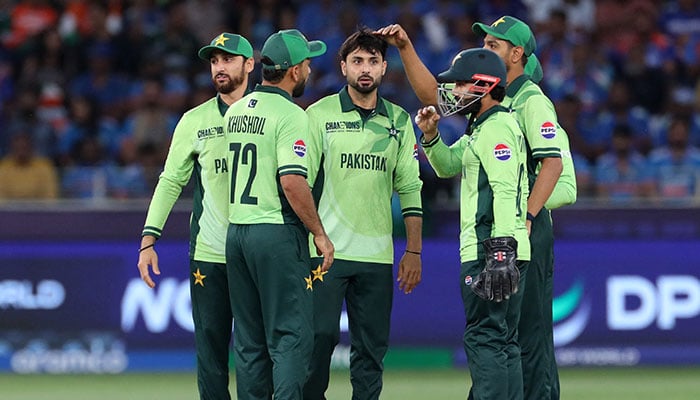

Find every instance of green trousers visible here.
[519,210,558,400]
[190,260,233,400]
[226,223,313,400]
[464,259,527,400]
[303,259,393,400]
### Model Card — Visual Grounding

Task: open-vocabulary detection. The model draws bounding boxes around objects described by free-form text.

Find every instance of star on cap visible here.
[193,268,206,287]
[312,265,328,282]
[492,17,506,27]
[214,34,229,46]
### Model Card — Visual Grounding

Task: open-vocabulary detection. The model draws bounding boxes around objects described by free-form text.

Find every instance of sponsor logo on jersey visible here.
[293,139,307,157]
[325,120,361,132]
[493,143,512,161]
[413,144,419,160]
[540,121,556,139]
[464,275,472,286]
[197,126,224,139]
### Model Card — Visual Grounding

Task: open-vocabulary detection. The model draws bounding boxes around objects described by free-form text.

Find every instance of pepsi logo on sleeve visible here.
[293,139,307,157]
[540,121,556,139]
[493,143,512,161]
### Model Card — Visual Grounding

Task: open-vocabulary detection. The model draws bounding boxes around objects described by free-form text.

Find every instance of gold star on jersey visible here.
[193,268,206,287]
[305,275,314,290]
[312,265,328,282]
[214,34,229,46]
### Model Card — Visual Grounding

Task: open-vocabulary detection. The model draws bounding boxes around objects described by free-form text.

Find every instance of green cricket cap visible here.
[261,29,327,71]
[198,33,253,60]
[524,54,543,83]
[472,16,537,57]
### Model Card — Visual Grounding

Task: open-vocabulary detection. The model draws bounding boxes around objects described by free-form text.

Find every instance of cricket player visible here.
[137,33,254,399]
[472,16,575,399]
[377,17,576,399]
[223,29,334,400]
[302,28,423,400]
[415,47,530,400]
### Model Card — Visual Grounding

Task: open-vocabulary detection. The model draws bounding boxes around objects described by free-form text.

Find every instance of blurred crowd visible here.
[0,0,699,206]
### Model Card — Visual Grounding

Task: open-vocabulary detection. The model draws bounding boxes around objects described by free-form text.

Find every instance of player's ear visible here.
[511,46,524,65]
[244,57,255,73]
[381,60,387,76]
[340,60,347,77]
[290,64,301,82]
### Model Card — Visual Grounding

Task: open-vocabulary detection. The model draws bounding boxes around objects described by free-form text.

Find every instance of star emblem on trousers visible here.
[193,268,206,287]
[305,275,314,291]
[312,265,328,282]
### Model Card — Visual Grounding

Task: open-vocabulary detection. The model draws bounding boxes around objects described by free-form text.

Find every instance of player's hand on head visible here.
[137,248,160,288]
[414,105,440,140]
[374,24,409,49]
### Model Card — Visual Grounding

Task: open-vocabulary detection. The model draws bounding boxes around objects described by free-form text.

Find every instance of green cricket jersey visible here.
[142,95,231,263]
[422,106,530,262]
[503,75,577,209]
[224,84,308,226]
[306,87,422,264]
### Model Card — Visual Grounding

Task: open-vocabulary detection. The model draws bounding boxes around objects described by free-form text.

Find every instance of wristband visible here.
[405,250,421,255]
[139,243,155,253]
[526,212,536,222]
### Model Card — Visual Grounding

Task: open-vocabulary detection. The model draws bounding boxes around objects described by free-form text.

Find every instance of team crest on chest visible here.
[386,124,400,140]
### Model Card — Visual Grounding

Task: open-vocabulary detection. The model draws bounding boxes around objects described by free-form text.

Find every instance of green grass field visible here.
[1,367,699,399]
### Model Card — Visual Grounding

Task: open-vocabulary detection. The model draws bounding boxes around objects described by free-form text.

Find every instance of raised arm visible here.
[375,24,439,106]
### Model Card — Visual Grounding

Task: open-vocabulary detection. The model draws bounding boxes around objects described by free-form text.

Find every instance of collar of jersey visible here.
[216,89,252,116]
[253,84,293,102]
[470,105,510,131]
[505,74,529,98]
[338,86,389,117]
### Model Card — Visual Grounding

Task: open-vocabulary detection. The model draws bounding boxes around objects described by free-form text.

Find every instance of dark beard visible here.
[213,69,245,94]
[457,98,481,116]
[349,75,380,94]
[292,79,306,98]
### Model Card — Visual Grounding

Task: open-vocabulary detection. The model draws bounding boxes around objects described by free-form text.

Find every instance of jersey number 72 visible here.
[229,142,258,205]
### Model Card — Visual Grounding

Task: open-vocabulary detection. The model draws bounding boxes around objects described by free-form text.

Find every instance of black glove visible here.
[471,236,520,302]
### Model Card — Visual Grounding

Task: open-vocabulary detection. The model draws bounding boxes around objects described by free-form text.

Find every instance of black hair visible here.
[490,86,506,102]
[261,57,287,83]
[473,80,506,102]
[338,26,388,62]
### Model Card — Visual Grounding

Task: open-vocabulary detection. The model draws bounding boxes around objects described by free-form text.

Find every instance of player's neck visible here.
[219,84,248,106]
[506,67,524,87]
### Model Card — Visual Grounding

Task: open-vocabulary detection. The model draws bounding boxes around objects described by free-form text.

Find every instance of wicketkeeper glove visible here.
[471,236,520,302]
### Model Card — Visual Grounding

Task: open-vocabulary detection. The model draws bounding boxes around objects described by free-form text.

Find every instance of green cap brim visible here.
[473,22,504,42]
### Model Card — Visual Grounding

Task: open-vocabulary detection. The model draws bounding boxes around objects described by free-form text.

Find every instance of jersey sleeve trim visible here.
[278,164,308,177]
[401,206,423,217]
[531,147,562,159]
[142,226,163,238]
[421,133,441,147]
